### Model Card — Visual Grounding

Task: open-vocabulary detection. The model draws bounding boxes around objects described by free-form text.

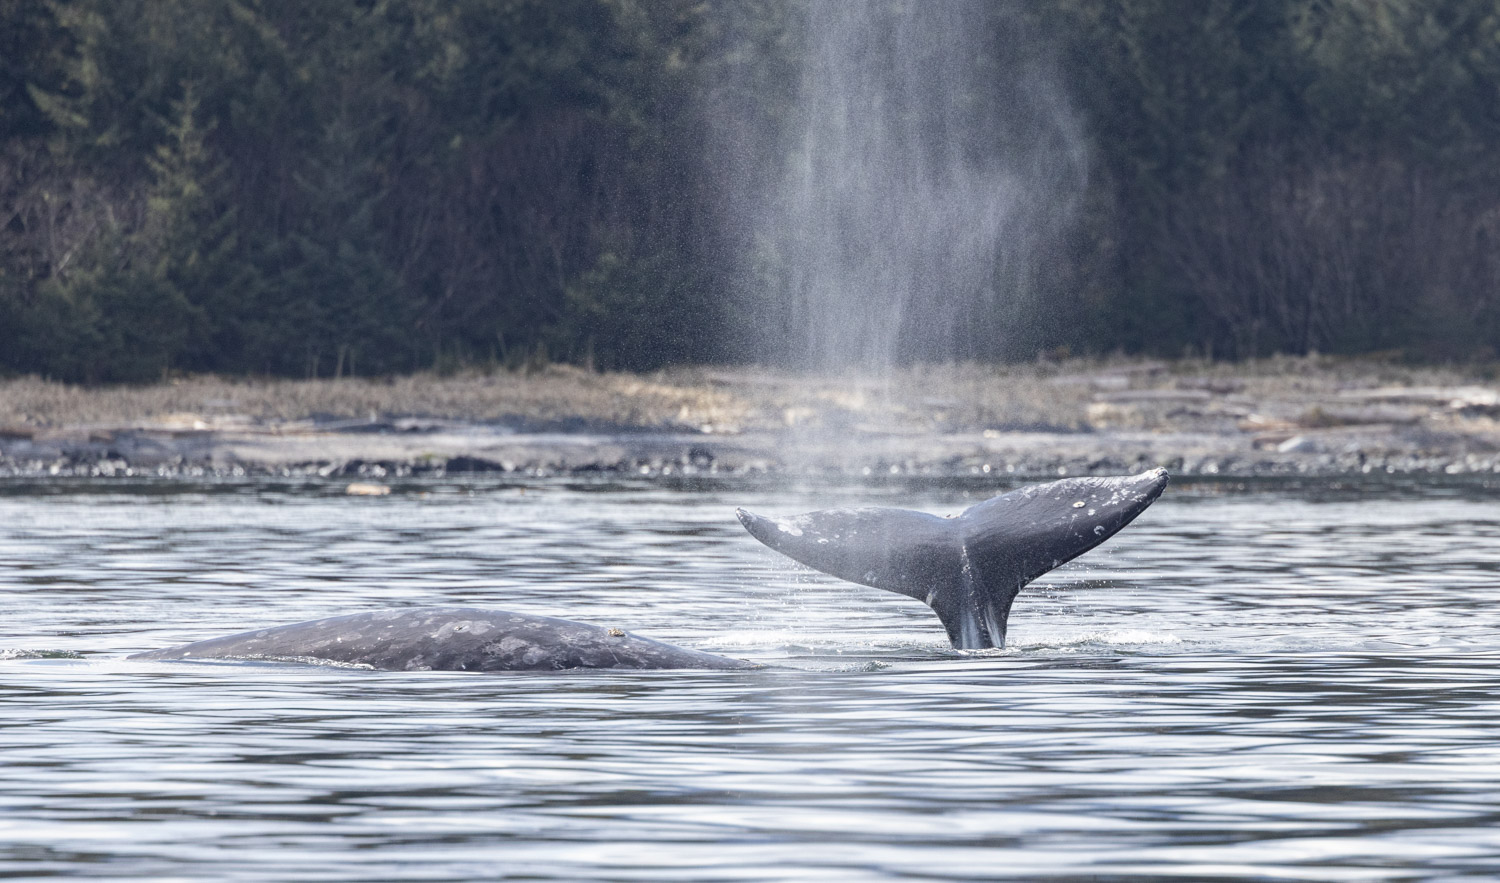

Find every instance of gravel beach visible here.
[4,357,1500,480]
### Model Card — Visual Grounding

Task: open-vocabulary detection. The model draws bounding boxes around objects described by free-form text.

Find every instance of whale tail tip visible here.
[737,469,1169,649]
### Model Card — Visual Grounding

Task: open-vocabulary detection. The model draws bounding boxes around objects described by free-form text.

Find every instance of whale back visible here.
[131,607,759,671]
[737,469,1169,649]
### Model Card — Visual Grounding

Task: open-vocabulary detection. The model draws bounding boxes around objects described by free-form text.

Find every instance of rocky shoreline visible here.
[4,359,1500,480]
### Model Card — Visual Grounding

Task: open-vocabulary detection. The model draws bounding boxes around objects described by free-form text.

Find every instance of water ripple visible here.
[1,478,1499,879]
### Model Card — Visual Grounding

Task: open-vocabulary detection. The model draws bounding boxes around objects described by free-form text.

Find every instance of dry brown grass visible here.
[1,355,1495,436]
[0,365,747,430]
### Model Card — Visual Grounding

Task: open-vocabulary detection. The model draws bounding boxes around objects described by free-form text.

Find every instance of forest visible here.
[3,0,1500,382]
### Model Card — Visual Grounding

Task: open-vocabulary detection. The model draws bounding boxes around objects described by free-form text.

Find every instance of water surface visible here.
[2,476,1499,880]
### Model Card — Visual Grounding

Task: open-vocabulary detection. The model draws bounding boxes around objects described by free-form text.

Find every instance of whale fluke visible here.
[736,469,1169,650]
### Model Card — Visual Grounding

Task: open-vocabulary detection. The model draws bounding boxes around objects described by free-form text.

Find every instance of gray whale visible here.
[130,607,758,671]
[737,468,1169,650]
[131,471,1167,671]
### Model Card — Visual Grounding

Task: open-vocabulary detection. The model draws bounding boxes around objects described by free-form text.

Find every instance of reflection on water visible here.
[3,477,1500,880]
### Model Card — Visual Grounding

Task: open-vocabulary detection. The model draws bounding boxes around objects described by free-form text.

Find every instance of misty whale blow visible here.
[132,470,1168,670]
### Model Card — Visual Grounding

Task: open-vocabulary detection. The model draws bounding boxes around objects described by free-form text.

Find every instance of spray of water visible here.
[742,1,1086,372]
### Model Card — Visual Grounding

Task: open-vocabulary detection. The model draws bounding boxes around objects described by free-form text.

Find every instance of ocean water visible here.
[2,475,1499,881]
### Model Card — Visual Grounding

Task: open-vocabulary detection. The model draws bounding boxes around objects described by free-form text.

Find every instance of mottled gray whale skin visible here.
[737,468,1169,650]
[130,607,759,672]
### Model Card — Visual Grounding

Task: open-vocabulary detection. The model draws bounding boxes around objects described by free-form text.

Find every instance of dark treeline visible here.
[2,0,1500,382]
[1062,0,1500,362]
